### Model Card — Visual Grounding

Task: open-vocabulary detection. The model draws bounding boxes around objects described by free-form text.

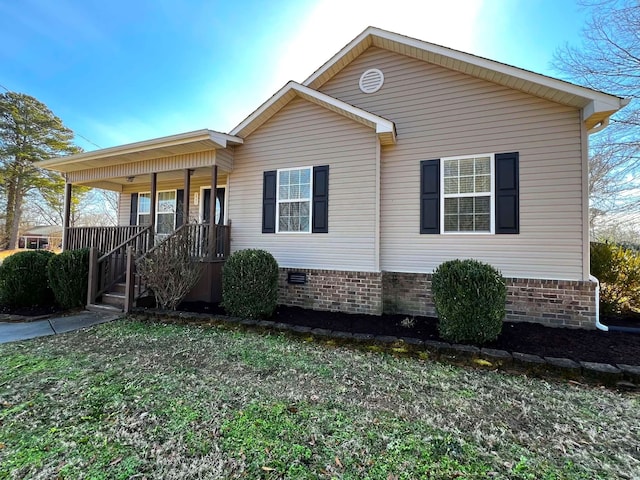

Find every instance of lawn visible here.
[1,319,638,479]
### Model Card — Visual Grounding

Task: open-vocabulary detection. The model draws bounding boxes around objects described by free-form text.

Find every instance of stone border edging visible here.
[132,309,640,389]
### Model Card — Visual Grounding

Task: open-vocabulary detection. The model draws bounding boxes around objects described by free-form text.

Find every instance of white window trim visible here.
[276,166,313,234]
[137,189,178,232]
[440,153,495,235]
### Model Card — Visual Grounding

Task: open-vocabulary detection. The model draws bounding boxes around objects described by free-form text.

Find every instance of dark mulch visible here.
[178,302,640,366]
[0,304,64,320]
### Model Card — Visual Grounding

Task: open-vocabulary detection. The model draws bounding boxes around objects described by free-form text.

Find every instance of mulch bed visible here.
[0,304,64,321]
[178,302,640,366]
[3,300,638,366]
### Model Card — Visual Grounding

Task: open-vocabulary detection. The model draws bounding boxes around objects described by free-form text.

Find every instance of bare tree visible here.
[553,0,640,238]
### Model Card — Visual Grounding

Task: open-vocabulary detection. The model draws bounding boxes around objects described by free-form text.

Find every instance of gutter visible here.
[589,275,608,331]
[590,274,640,334]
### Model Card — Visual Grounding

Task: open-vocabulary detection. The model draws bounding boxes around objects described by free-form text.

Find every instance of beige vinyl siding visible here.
[320,47,585,280]
[229,97,378,272]
[117,174,228,226]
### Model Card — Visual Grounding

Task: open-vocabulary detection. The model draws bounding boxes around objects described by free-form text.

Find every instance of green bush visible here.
[222,249,279,319]
[431,259,506,345]
[0,250,56,307]
[47,248,90,309]
[590,242,640,315]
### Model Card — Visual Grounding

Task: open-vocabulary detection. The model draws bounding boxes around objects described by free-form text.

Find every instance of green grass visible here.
[0,318,638,479]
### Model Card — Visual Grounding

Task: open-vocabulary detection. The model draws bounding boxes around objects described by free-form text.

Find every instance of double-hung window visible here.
[138,193,151,226]
[442,154,493,233]
[420,152,519,235]
[277,167,312,233]
[136,190,177,234]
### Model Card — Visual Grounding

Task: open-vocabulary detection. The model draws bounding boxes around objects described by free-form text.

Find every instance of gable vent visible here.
[359,68,384,94]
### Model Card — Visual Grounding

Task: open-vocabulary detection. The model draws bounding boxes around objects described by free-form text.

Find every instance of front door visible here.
[202,188,225,225]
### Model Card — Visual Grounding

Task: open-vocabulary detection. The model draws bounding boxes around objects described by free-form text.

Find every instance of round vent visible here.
[359,68,384,94]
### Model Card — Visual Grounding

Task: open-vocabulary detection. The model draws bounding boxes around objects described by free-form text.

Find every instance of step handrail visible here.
[87,225,153,307]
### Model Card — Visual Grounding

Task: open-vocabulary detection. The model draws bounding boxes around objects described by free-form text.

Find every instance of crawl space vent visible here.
[359,68,384,94]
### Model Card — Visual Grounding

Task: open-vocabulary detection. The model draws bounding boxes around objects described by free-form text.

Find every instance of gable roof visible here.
[303,27,629,131]
[230,81,397,145]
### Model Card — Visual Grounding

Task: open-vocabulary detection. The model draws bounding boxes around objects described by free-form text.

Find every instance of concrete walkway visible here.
[0,311,122,344]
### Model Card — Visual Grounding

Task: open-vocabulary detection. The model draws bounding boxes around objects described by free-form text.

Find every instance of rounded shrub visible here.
[222,249,279,319]
[0,250,56,307]
[590,242,640,315]
[431,259,506,345]
[47,248,90,309]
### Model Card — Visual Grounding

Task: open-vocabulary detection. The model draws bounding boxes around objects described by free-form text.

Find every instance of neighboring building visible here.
[19,226,63,250]
[39,27,628,328]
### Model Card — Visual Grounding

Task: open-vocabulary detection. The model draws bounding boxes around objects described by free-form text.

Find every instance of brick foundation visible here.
[382,272,596,329]
[278,268,382,315]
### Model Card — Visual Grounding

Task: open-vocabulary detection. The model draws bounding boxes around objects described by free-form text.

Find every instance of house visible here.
[18,225,63,250]
[39,27,628,328]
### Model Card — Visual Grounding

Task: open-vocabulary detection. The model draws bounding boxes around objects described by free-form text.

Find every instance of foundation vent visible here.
[359,68,384,94]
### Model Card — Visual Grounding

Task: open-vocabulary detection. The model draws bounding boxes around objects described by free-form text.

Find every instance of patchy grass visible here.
[0,319,638,479]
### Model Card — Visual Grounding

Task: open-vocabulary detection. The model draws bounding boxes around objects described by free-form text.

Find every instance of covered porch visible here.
[39,129,243,310]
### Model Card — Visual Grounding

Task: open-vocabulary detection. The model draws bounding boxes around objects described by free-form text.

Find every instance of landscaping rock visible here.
[331,331,353,340]
[580,362,623,386]
[353,333,375,342]
[440,344,480,363]
[544,357,582,379]
[616,364,640,384]
[512,352,546,373]
[239,319,257,326]
[375,335,398,344]
[291,325,312,334]
[400,337,424,346]
[311,328,332,338]
[272,322,290,331]
[422,340,450,357]
[480,348,512,368]
[257,320,275,328]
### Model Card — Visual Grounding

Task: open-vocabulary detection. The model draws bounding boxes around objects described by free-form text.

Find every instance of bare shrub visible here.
[136,229,203,310]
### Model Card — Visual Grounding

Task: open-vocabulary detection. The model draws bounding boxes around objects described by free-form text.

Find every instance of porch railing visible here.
[87,226,153,307]
[67,226,150,253]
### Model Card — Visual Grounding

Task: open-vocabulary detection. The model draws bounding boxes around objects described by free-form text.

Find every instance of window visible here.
[137,190,177,234]
[420,152,519,235]
[442,155,493,233]
[276,167,312,233]
[156,191,177,235]
[138,193,151,226]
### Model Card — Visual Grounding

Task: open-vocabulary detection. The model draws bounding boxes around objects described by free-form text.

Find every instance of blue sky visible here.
[0,0,591,151]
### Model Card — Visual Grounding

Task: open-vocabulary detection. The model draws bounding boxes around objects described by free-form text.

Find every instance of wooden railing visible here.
[66,226,150,252]
[87,226,153,307]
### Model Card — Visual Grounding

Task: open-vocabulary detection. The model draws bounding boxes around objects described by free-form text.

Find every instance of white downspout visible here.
[589,274,607,331]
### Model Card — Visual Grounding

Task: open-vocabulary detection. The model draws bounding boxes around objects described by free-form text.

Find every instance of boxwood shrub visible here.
[431,259,506,345]
[47,248,90,309]
[0,250,56,307]
[590,241,640,315]
[222,249,279,319]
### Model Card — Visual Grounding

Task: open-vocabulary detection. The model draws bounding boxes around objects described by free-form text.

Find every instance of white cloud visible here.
[221,0,486,131]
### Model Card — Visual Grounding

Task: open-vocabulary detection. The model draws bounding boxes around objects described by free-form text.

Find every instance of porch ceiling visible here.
[39,129,243,174]
[74,166,227,192]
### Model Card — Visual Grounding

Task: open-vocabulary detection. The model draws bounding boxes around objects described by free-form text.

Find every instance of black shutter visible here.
[312,165,329,233]
[420,159,440,234]
[495,152,519,234]
[130,193,138,226]
[262,171,277,233]
[175,189,184,227]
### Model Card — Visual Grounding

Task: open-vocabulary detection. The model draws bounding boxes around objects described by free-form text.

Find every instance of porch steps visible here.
[89,282,146,313]
[86,302,122,313]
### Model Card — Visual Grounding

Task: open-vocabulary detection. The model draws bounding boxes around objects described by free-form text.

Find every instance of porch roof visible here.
[39,129,244,174]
